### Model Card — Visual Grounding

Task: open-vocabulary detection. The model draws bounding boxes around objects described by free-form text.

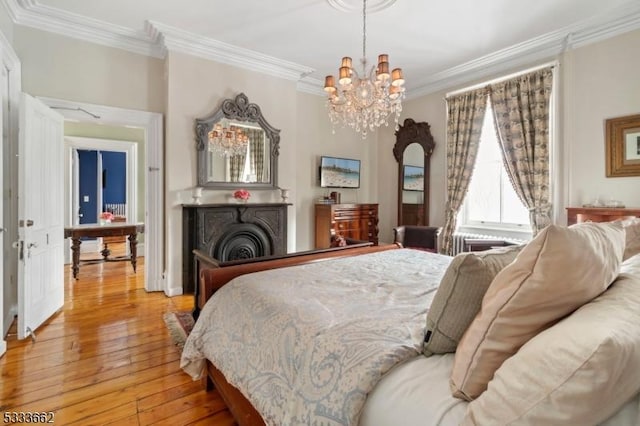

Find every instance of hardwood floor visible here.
[1,245,236,425]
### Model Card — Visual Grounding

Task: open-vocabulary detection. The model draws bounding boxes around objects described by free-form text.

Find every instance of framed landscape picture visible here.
[319,156,361,188]
[403,165,424,191]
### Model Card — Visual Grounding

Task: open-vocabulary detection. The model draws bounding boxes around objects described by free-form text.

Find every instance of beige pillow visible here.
[423,245,522,356]
[620,217,640,261]
[450,223,625,401]
[462,253,640,425]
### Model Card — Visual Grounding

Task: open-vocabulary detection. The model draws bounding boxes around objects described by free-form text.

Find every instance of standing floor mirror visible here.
[393,118,436,226]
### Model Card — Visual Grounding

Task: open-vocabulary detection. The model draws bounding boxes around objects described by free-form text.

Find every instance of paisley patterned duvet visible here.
[180,248,451,425]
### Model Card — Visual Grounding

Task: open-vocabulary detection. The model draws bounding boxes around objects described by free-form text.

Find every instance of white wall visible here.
[13,26,165,113]
[163,52,296,295]
[564,29,640,214]
[295,91,379,249]
[0,6,13,45]
[376,93,448,244]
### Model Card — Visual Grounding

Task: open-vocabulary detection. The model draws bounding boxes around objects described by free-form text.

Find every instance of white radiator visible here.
[104,202,126,216]
[451,232,524,256]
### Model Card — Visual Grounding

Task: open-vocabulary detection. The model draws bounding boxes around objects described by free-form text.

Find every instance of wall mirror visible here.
[195,93,281,189]
[393,118,435,226]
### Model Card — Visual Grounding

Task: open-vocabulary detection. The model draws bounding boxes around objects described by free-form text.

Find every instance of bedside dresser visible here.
[315,203,379,249]
[566,207,640,226]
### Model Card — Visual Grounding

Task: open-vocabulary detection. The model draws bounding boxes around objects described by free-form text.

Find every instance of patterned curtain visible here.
[229,151,246,182]
[441,88,488,255]
[489,67,553,235]
[246,128,265,181]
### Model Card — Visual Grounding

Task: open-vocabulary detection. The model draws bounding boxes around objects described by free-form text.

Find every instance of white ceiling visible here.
[8,0,640,96]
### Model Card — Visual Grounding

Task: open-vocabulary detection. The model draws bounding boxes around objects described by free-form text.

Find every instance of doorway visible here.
[65,136,139,259]
[41,97,164,293]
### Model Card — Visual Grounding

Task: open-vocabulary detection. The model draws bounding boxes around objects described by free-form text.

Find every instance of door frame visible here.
[65,137,139,259]
[0,30,21,352]
[40,97,165,293]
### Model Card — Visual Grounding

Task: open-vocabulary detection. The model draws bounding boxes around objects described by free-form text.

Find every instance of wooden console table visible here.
[64,223,144,279]
[566,207,640,226]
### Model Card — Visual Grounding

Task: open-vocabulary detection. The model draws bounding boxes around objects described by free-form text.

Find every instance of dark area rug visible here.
[163,311,195,349]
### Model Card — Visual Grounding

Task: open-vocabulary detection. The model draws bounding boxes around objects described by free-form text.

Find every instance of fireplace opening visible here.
[213,223,273,262]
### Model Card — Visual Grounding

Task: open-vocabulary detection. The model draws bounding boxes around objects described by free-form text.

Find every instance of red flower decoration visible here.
[233,189,250,200]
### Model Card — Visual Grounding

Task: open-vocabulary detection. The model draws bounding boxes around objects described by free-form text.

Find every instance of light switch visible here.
[83,195,89,202]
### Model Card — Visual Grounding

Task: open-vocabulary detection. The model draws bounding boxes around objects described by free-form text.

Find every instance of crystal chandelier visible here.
[208,123,249,157]
[323,0,405,138]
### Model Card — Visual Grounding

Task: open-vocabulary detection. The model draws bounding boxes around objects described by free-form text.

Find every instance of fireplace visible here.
[182,203,289,293]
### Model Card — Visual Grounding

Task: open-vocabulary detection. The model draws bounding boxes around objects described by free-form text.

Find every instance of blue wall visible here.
[102,151,126,210]
[78,149,127,225]
[78,150,98,225]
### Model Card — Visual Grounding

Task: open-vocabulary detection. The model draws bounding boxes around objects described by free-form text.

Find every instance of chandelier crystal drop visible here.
[323,0,405,139]
[207,123,250,157]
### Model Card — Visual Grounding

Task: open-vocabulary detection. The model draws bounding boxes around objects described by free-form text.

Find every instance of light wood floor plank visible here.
[0,245,236,425]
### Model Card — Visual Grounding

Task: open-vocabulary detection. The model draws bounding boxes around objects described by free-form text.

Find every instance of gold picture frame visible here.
[605,114,640,177]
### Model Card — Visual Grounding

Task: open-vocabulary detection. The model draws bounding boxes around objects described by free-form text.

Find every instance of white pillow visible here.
[462,253,640,424]
[619,217,640,261]
[450,223,625,400]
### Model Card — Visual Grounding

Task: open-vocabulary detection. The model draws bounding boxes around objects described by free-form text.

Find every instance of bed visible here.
[180,234,640,426]
[181,245,456,424]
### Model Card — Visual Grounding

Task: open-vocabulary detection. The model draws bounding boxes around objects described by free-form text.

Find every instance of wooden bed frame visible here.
[195,243,401,426]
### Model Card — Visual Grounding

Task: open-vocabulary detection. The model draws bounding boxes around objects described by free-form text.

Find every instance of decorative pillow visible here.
[423,245,523,356]
[450,222,625,401]
[619,217,640,261]
[461,253,640,425]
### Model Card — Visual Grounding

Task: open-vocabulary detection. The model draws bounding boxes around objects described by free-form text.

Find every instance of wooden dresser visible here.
[566,207,640,225]
[315,203,379,248]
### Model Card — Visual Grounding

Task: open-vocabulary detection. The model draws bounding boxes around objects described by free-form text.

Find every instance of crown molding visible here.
[146,21,314,81]
[2,0,21,22]
[569,2,640,48]
[7,0,163,58]
[326,0,397,14]
[5,0,640,98]
[297,76,326,96]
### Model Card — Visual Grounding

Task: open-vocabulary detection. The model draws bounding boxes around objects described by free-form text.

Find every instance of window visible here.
[460,99,531,233]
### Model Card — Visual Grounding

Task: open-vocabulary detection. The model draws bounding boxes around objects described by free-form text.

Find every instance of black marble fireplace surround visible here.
[182,203,290,293]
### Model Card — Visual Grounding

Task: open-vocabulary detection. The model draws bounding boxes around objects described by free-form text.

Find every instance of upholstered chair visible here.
[393,225,440,252]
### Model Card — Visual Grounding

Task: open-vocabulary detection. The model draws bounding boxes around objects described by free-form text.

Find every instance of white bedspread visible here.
[180,248,452,426]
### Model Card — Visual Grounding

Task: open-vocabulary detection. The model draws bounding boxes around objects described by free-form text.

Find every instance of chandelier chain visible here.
[362,0,367,62]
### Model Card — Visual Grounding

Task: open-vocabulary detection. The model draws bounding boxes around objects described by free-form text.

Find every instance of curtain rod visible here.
[445,60,559,99]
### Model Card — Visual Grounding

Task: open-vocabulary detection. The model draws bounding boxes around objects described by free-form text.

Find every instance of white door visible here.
[0,65,6,355]
[17,93,64,340]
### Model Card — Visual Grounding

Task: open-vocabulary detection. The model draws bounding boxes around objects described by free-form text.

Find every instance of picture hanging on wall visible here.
[319,156,361,188]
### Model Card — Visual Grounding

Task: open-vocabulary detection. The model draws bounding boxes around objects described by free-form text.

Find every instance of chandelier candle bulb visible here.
[324,76,336,93]
[339,67,352,85]
[377,61,390,80]
[391,68,405,86]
